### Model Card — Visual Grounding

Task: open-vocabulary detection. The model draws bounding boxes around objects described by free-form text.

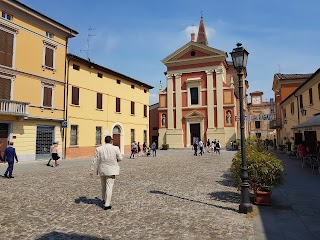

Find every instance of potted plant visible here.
[162,144,169,150]
[233,139,240,150]
[230,138,285,206]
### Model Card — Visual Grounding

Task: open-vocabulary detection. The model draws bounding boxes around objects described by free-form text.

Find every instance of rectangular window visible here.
[2,12,12,21]
[0,29,14,67]
[95,126,102,145]
[299,95,303,108]
[143,130,147,144]
[97,93,102,109]
[44,46,54,68]
[255,121,261,129]
[73,64,80,71]
[131,129,135,143]
[70,125,78,146]
[144,89,147,93]
[309,88,313,105]
[131,101,135,115]
[117,80,121,84]
[131,85,135,89]
[190,87,199,105]
[144,105,147,117]
[42,84,53,107]
[0,77,11,100]
[116,97,121,112]
[72,86,79,105]
[283,108,287,118]
[98,73,103,78]
[291,102,294,114]
[46,32,53,39]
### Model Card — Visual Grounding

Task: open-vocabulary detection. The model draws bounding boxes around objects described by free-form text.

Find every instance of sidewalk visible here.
[253,150,320,240]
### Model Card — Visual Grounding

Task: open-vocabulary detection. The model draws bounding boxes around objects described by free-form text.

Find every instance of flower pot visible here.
[254,190,271,206]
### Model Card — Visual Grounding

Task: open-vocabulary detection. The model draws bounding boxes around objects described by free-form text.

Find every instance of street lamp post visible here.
[230,43,253,214]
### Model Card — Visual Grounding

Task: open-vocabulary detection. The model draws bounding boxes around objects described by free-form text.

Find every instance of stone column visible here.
[206,70,214,129]
[175,73,182,129]
[166,74,174,129]
[215,67,224,129]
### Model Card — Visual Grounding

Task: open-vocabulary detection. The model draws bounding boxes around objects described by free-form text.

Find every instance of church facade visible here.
[158,17,248,148]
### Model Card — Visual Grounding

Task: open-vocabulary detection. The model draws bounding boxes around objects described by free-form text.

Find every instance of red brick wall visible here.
[149,107,159,146]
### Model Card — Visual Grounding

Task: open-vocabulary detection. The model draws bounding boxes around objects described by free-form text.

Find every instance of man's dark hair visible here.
[105,136,113,143]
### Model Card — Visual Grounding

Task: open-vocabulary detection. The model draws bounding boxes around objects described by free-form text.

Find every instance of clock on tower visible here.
[252,96,261,105]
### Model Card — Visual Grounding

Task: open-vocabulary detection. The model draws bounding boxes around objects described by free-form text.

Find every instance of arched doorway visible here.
[112,126,121,149]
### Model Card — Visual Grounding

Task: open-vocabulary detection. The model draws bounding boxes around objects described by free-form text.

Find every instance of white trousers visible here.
[100,175,115,207]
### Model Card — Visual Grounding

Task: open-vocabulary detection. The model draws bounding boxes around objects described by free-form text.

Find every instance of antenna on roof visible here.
[80,27,96,61]
[201,10,203,19]
[277,64,281,73]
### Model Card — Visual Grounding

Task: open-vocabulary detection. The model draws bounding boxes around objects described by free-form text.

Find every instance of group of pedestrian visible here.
[0,141,18,178]
[130,141,157,159]
[193,139,221,156]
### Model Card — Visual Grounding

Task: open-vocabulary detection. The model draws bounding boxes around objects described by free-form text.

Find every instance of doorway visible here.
[36,125,55,159]
[304,131,317,154]
[0,123,9,153]
[112,126,121,149]
[190,123,200,145]
[295,132,302,145]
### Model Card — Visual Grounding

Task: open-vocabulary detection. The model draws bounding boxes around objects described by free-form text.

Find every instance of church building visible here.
[158,17,248,148]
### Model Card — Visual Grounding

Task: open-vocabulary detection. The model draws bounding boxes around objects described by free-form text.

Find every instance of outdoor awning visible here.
[292,114,320,129]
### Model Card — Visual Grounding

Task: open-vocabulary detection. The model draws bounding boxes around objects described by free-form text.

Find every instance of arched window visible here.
[113,126,121,134]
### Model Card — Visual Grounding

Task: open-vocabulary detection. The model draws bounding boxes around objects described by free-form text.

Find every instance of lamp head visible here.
[230,43,249,73]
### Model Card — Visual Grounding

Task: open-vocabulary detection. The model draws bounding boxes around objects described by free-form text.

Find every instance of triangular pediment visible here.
[162,41,227,66]
[184,110,205,119]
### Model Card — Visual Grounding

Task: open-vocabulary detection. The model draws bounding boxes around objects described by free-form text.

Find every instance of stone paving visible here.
[0,149,255,240]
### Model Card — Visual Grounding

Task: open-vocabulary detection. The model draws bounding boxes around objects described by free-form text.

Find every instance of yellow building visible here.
[0,0,77,161]
[65,54,153,158]
[281,68,320,153]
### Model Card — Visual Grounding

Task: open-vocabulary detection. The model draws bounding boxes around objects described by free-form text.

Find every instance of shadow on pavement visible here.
[74,196,104,209]
[216,172,234,187]
[150,190,238,213]
[35,231,109,240]
[208,191,241,204]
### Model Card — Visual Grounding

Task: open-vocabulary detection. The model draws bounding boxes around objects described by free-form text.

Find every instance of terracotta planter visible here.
[254,190,271,206]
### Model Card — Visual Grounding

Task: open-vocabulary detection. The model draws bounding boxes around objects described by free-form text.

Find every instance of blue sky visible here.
[21,0,320,104]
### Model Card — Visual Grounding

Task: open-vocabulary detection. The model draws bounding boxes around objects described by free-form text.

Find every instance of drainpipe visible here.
[63,36,70,159]
[295,93,300,125]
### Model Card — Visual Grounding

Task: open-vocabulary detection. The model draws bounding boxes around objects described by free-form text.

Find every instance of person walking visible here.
[3,142,18,178]
[193,141,198,156]
[206,139,211,153]
[143,142,147,153]
[47,142,56,166]
[213,139,217,153]
[198,140,204,156]
[151,141,157,157]
[137,142,141,156]
[51,142,60,167]
[215,141,221,154]
[130,141,136,159]
[90,136,123,210]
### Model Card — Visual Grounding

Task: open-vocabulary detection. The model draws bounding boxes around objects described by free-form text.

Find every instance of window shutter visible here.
[0,77,11,100]
[45,47,54,68]
[131,101,135,115]
[116,98,120,112]
[43,86,52,107]
[72,87,79,105]
[97,93,102,109]
[144,105,147,117]
[0,30,13,67]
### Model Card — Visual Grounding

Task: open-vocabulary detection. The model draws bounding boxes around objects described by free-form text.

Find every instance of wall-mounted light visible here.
[301,108,307,116]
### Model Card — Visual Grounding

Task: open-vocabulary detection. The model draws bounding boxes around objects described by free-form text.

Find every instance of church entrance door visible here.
[190,123,200,145]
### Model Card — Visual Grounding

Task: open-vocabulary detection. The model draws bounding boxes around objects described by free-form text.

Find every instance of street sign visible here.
[61,121,68,128]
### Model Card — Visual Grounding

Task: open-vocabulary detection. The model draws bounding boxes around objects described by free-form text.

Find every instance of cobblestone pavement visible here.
[0,149,255,240]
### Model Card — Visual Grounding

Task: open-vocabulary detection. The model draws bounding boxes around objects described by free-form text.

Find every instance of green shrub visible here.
[162,144,169,150]
[230,139,284,192]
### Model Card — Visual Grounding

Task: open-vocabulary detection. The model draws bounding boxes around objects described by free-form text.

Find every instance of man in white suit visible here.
[90,136,123,210]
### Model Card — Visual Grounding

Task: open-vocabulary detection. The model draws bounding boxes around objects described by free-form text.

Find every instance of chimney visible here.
[191,32,195,42]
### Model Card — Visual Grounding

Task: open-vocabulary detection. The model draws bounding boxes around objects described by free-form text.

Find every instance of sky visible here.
[20,0,320,104]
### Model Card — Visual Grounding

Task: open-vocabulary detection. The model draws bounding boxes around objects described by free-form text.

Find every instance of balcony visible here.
[0,99,29,117]
[269,118,282,129]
